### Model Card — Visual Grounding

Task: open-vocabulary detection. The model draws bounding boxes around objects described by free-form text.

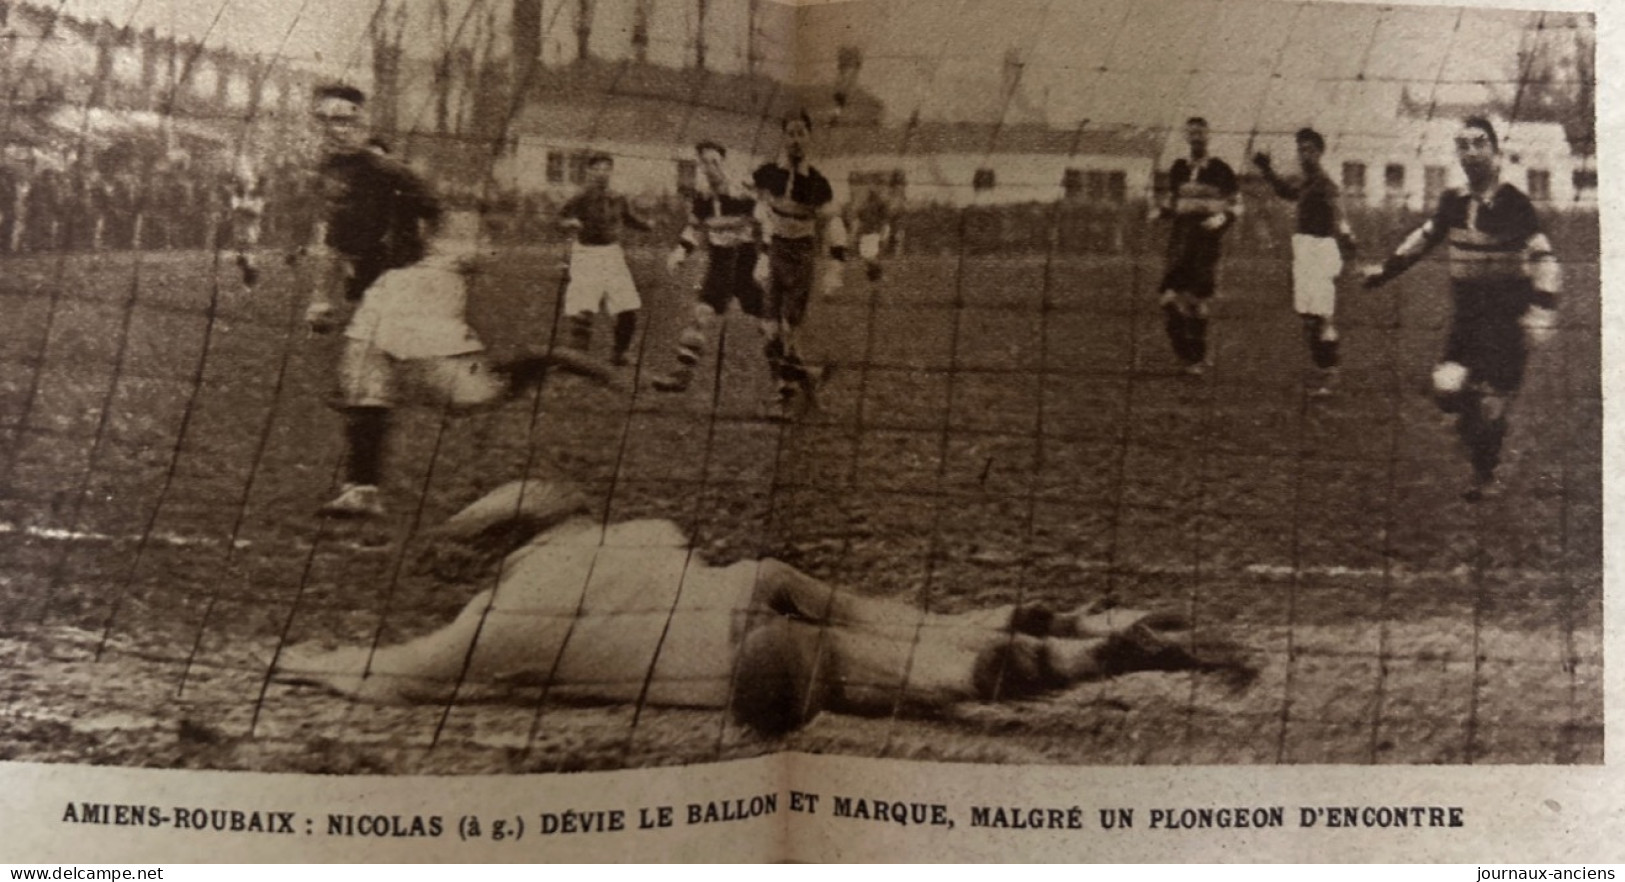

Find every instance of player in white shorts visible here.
[559,153,653,366]
[323,210,612,518]
[1254,127,1357,397]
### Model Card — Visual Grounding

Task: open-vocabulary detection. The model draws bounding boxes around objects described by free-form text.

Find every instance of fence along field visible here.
[0,0,1600,772]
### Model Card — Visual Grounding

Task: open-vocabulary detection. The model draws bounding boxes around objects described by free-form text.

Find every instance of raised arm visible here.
[1252,152,1300,201]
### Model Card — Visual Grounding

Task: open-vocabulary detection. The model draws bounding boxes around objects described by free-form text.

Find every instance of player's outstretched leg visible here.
[496,347,618,398]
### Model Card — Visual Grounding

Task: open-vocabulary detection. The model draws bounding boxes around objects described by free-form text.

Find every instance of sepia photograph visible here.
[0,0,1604,831]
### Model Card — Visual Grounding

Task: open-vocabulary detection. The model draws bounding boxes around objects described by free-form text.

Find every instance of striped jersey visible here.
[1168,155,1239,220]
[1394,183,1560,309]
[751,162,834,241]
[679,186,757,251]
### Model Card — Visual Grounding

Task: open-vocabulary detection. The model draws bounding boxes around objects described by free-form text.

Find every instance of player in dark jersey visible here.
[1254,127,1358,397]
[302,85,607,519]
[652,141,764,393]
[303,84,440,327]
[751,111,846,420]
[1152,117,1239,376]
[1364,117,1561,501]
[558,152,654,366]
[302,84,441,517]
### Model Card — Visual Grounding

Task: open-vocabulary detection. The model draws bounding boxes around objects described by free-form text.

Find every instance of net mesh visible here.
[0,0,1599,772]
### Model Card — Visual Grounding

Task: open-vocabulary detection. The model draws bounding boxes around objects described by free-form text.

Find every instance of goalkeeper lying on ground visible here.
[274,482,1254,734]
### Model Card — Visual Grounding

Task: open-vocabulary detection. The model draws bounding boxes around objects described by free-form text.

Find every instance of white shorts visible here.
[563,242,641,316]
[346,261,484,360]
[340,342,505,409]
[1291,234,1341,317]
[858,232,883,261]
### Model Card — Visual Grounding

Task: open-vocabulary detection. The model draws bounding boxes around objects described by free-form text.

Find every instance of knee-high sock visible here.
[1302,315,1341,369]
[568,313,593,350]
[612,310,638,358]
[344,407,389,487]
[1460,394,1509,480]
[1163,301,1195,364]
[1188,313,1209,365]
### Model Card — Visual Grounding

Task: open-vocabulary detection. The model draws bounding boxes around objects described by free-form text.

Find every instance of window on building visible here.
[1087,170,1108,201]
[1062,168,1083,199]
[1423,165,1448,205]
[1107,171,1126,204]
[1527,169,1551,202]
[676,159,697,194]
[569,152,591,185]
[546,152,565,184]
[1384,163,1405,191]
[1342,162,1367,197]
[973,168,995,191]
[1573,168,1598,193]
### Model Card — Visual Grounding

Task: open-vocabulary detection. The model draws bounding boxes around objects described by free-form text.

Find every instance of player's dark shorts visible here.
[1445,285,1531,394]
[1160,220,1225,298]
[767,236,817,327]
[701,244,765,318]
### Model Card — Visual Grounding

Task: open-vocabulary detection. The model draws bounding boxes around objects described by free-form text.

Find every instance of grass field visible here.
[0,233,1602,772]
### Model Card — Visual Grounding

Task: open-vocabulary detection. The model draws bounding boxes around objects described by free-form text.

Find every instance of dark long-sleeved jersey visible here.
[752,162,834,241]
[1263,166,1341,238]
[1388,183,1560,314]
[561,188,653,246]
[318,149,440,269]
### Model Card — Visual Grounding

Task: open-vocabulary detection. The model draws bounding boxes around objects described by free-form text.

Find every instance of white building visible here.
[1241,112,1589,211]
[804,123,1160,208]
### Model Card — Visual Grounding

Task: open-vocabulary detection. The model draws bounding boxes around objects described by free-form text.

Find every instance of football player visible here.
[1363,116,1561,501]
[750,110,846,419]
[1253,127,1358,397]
[226,158,267,290]
[652,140,764,393]
[319,209,614,518]
[558,152,654,366]
[1151,117,1240,377]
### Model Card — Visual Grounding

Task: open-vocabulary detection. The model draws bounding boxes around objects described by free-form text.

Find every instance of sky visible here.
[794,0,1587,130]
[49,0,1593,134]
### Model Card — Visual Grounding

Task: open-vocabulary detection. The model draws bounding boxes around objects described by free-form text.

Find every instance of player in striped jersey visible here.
[651,141,764,393]
[1254,127,1358,397]
[1153,117,1240,376]
[751,111,846,420]
[1364,117,1561,501]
